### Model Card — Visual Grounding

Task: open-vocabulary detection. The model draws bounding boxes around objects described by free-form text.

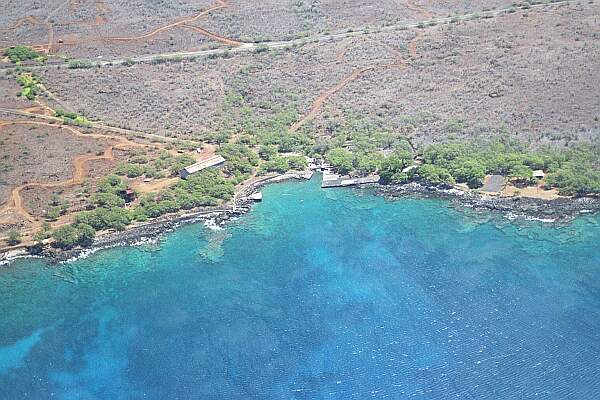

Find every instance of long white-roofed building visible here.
[179,155,226,179]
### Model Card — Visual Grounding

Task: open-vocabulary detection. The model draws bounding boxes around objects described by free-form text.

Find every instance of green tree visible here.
[91,192,125,208]
[286,156,308,171]
[4,46,45,63]
[33,222,52,244]
[418,164,455,185]
[258,145,278,161]
[46,207,61,221]
[76,207,132,231]
[259,157,290,174]
[379,151,413,183]
[325,148,354,174]
[97,175,127,193]
[355,152,384,175]
[52,224,96,249]
[508,164,533,182]
[7,230,22,245]
[450,159,486,188]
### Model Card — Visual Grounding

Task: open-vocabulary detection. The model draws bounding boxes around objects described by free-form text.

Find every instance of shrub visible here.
[115,162,145,178]
[379,151,413,183]
[55,109,92,126]
[16,73,40,100]
[258,145,278,161]
[7,230,22,245]
[52,224,96,249]
[286,155,308,171]
[68,60,95,69]
[355,152,385,175]
[76,207,132,231]
[259,157,290,174]
[4,46,45,64]
[325,148,354,174]
[417,164,455,185]
[91,192,125,208]
[254,45,268,54]
[45,207,61,221]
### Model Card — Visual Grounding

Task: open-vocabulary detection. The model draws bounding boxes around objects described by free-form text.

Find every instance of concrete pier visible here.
[321,170,380,188]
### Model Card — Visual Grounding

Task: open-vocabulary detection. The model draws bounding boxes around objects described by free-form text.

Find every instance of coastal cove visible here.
[2,175,600,398]
[4,170,600,263]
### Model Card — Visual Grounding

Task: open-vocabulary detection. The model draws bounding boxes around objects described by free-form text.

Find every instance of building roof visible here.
[182,155,226,174]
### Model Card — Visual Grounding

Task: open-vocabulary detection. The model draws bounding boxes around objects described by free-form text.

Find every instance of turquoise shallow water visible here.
[1,176,600,399]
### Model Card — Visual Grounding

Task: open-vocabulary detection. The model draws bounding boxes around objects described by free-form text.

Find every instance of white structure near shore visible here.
[179,155,226,179]
[321,170,380,188]
[248,192,263,202]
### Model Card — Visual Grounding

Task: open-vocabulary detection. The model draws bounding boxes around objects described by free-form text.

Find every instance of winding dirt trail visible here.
[404,0,433,18]
[181,25,243,46]
[0,16,40,32]
[289,66,376,132]
[0,120,153,227]
[290,40,414,132]
[5,0,235,55]
[95,0,112,15]
[61,0,112,27]
[289,0,431,133]
[0,15,54,54]
[408,32,422,58]
[106,0,228,42]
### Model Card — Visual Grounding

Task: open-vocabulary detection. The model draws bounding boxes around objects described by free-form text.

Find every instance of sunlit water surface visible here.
[1,177,600,399]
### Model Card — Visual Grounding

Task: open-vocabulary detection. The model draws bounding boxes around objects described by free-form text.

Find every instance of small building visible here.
[532,170,546,180]
[179,155,226,179]
[118,188,136,203]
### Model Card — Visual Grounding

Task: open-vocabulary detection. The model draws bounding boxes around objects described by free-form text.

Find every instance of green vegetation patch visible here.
[217,143,260,183]
[54,109,92,127]
[52,224,95,249]
[4,46,45,64]
[115,150,195,179]
[51,171,235,249]
[348,137,600,195]
[16,73,41,100]
[68,60,96,69]
[6,230,22,246]
[259,155,307,175]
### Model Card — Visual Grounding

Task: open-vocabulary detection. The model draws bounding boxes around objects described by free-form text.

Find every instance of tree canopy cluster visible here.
[133,169,234,221]
[16,73,40,100]
[54,109,91,127]
[51,171,234,249]
[322,137,600,195]
[4,46,45,64]
[259,155,307,174]
[114,150,195,179]
[217,143,260,183]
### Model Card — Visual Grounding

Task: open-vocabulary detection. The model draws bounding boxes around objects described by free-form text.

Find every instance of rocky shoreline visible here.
[0,172,312,264]
[375,182,600,223]
[3,173,600,265]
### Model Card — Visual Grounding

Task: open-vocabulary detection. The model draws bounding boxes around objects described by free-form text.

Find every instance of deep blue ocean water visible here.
[2,176,600,399]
